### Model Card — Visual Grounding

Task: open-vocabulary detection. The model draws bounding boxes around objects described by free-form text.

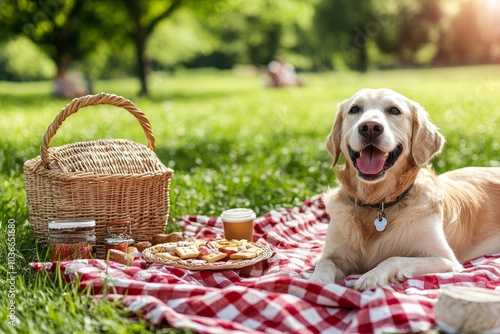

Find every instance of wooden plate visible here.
[435,286,500,333]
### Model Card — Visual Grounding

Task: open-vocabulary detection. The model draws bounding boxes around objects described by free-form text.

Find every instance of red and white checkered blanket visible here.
[33,195,500,334]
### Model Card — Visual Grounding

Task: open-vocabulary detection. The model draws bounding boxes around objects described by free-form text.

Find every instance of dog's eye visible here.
[349,106,361,114]
[388,107,401,115]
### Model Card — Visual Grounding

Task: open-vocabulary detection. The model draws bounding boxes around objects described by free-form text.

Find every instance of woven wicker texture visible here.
[143,242,273,270]
[24,93,173,257]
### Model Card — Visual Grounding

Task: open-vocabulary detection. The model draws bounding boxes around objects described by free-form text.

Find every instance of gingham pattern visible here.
[33,194,500,334]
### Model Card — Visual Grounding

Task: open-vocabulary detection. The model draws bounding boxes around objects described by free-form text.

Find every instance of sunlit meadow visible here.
[0,66,499,333]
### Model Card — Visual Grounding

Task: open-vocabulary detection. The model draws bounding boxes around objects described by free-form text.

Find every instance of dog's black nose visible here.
[358,121,384,139]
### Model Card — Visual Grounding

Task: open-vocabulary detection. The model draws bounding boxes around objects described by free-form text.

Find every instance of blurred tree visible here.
[122,0,183,96]
[313,0,374,71]
[2,0,498,83]
[0,0,108,84]
[435,0,500,65]
[0,0,134,96]
[148,10,218,70]
[0,0,226,95]
[97,0,226,95]
[373,0,442,66]
[197,0,316,69]
[0,36,56,81]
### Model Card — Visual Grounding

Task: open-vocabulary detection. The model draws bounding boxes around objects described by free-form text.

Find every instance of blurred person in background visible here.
[266,57,304,87]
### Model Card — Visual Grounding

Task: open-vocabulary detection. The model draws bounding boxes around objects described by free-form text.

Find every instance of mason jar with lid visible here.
[104,221,134,254]
[48,219,96,261]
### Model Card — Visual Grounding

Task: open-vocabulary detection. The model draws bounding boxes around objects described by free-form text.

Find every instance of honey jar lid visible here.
[48,219,96,229]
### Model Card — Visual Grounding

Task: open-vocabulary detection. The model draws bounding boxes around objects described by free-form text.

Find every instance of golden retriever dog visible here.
[309,88,500,290]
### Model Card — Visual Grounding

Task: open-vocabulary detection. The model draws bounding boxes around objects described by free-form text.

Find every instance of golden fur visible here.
[309,88,500,290]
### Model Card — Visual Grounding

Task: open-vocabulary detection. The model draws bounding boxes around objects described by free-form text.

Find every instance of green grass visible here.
[1,66,499,333]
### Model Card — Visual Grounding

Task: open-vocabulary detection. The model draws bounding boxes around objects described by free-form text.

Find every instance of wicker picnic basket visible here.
[24,92,174,257]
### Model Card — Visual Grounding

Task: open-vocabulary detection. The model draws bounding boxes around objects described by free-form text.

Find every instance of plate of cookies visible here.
[142,238,272,270]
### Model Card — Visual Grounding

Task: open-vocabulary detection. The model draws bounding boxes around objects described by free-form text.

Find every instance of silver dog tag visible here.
[374,217,387,232]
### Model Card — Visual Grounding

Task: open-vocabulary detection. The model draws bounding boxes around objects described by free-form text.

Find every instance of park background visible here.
[1,0,500,333]
[1,0,500,95]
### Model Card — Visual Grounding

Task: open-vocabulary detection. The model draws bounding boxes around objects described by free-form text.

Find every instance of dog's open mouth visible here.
[348,144,403,181]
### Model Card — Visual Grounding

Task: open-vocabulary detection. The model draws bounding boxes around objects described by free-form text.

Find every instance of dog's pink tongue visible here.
[356,147,386,174]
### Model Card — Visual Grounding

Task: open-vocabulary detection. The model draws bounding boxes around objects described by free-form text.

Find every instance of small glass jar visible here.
[104,237,135,253]
[104,221,134,255]
[48,219,96,261]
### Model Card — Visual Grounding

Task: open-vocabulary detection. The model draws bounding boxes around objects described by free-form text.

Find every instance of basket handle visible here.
[40,92,156,166]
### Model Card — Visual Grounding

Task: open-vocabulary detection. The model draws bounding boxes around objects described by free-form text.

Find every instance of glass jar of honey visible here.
[48,219,96,261]
[104,221,134,255]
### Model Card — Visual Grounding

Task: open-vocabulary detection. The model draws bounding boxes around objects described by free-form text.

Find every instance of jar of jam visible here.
[48,219,96,261]
[104,221,134,255]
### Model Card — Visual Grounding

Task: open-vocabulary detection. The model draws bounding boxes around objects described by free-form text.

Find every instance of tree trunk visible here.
[134,29,149,97]
[359,45,368,72]
[126,0,149,96]
[125,0,183,96]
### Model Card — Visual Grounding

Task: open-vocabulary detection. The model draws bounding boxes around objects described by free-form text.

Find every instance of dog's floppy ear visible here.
[411,102,445,166]
[326,100,348,166]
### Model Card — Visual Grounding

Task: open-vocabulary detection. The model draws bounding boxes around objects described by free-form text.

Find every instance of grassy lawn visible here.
[0,66,499,333]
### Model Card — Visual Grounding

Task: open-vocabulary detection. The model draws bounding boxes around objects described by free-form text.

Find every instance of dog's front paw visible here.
[309,270,333,284]
[353,271,390,291]
[309,259,338,284]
